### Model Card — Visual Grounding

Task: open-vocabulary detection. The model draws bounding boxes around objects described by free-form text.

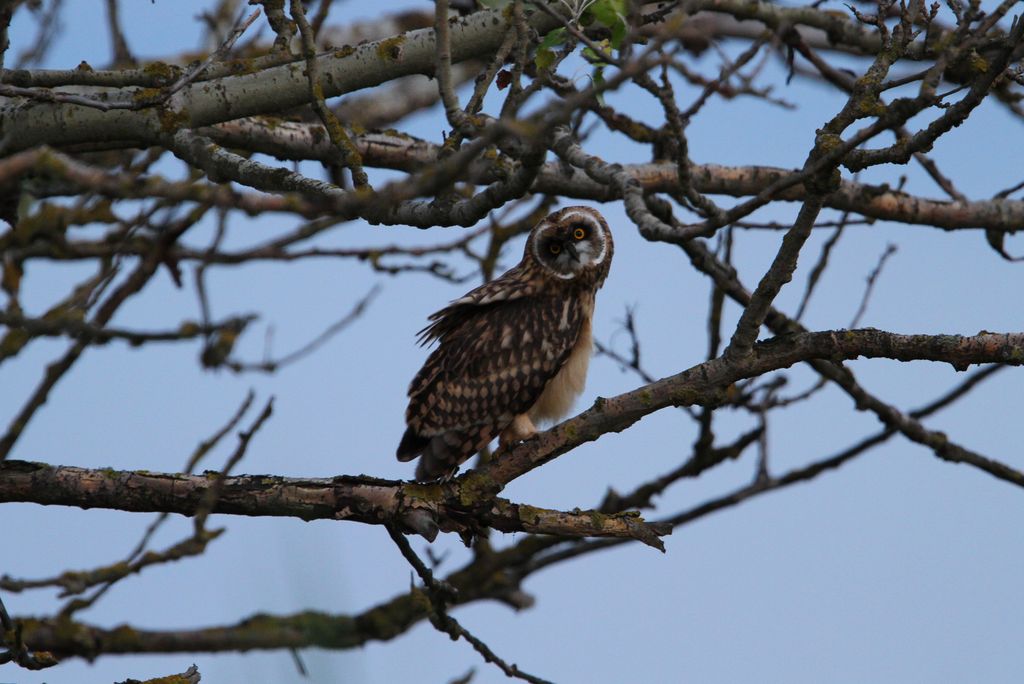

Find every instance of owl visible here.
[396,206,614,481]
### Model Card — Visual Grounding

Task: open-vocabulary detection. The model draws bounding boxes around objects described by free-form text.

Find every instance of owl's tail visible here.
[396,427,427,463]
[396,427,472,482]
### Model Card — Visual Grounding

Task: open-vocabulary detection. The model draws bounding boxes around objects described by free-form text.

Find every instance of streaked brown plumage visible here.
[397,206,613,480]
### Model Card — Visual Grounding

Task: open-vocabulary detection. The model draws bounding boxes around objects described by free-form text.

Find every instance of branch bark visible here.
[0,460,670,547]
[0,6,564,153]
[4,328,1023,511]
[200,124,1024,233]
[476,328,1024,486]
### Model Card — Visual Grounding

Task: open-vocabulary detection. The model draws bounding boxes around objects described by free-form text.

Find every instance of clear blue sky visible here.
[4,1,1024,682]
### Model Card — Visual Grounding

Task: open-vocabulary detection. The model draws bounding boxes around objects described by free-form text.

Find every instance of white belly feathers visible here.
[528,309,592,423]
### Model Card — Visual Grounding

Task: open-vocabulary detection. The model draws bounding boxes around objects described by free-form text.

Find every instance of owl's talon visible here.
[499,413,538,448]
[517,431,540,444]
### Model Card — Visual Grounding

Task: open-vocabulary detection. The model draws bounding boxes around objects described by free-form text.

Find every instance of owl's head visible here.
[527,206,613,284]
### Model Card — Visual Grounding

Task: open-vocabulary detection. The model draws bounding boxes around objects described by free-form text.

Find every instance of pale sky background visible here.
[3,1,1024,683]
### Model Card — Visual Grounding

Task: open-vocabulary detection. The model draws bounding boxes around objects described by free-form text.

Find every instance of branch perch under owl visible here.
[4,328,1024,545]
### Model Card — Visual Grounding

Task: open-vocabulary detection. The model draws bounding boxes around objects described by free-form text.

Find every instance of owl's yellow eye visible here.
[573,227,587,240]
[549,243,561,254]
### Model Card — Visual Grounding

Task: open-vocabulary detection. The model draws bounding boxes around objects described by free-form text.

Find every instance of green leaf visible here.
[590,0,626,27]
[592,66,607,106]
[609,16,628,50]
[589,0,628,51]
[537,27,567,51]
[582,38,612,65]
[535,48,556,71]
[535,28,567,71]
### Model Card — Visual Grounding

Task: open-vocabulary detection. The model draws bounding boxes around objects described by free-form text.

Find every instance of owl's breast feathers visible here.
[397,268,593,480]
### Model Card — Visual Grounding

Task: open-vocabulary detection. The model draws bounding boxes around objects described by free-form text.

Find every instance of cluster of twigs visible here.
[2,0,1023,681]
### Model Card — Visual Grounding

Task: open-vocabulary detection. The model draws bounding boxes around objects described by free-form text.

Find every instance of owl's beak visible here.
[563,241,580,263]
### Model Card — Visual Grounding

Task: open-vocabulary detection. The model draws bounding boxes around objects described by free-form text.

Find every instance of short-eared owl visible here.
[397,206,613,480]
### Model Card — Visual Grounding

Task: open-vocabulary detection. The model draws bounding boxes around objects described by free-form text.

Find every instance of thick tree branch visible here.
[196,123,1024,233]
[11,365,1004,664]
[0,6,566,153]
[4,328,1023,508]
[474,328,1024,486]
[1,0,1021,679]
[725,195,824,356]
[13,529,548,660]
[0,460,669,546]
[679,237,1024,489]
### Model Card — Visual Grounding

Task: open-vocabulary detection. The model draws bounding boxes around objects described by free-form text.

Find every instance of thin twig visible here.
[0,207,207,460]
[386,526,553,684]
[0,310,256,347]
[223,285,380,373]
[161,9,261,102]
[290,0,369,188]
[194,397,275,532]
[794,214,848,322]
[849,243,898,328]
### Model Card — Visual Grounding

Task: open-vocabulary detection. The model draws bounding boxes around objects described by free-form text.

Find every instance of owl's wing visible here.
[416,265,540,347]
[398,291,585,479]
